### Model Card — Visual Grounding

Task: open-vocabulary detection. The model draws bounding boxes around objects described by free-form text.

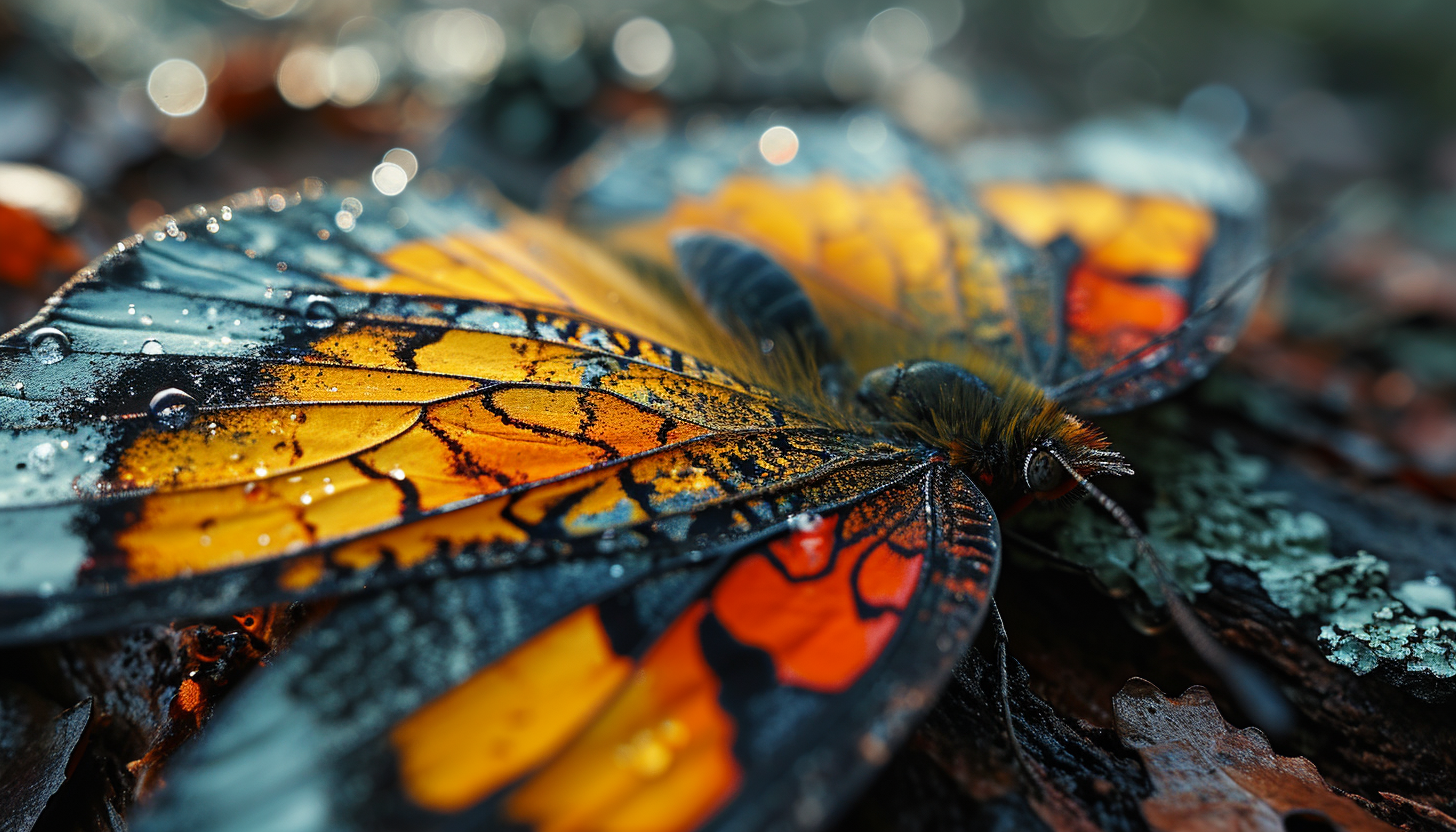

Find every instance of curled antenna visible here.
[1048,449,1296,739]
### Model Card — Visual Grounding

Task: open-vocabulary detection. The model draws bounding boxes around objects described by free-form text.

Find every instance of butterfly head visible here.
[855,360,1132,510]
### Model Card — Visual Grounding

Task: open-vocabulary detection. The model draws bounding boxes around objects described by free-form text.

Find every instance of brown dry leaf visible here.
[1112,678,1397,832]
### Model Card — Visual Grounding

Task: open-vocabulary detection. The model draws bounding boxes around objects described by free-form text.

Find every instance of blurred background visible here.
[0,0,1453,491]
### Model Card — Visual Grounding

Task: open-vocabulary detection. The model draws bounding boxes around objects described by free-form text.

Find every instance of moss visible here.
[1042,409,1456,698]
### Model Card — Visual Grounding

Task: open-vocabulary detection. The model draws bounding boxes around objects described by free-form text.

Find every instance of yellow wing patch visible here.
[392,606,634,813]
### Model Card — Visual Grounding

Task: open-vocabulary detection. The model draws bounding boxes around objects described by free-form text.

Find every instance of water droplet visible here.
[149,388,198,429]
[300,492,313,505]
[609,563,625,578]
[165,219,180,237]
[220,206,233,221]
[1138,343,1174,368]
[141,339,165,355]
[1205,334,1235,353]
[334,211,356,231]
[127,304,137,315]
[304,295,338,328]
[341,197,363,217]
[206,217,220,233]
[28,442,57,477]
[787,513,822,533]
[139,314,153,326]
[657,718,688,747]
[267,193,287,212]
[254,465,269,477]
[276,262,289,272]
[389,466,407,480]
[258,533,271,546]
[28,327,70,364]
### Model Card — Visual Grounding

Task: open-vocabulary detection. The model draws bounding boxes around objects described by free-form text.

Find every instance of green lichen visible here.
[1043,416,1456,695]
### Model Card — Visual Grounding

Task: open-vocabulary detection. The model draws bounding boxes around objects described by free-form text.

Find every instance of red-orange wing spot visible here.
[1066,266,1189,338]
[710,506,925,695]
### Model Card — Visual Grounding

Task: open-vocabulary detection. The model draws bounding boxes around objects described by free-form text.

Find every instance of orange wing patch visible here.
[602,173,1019,370]
[979,181,1218,370]
[506,601,740,832]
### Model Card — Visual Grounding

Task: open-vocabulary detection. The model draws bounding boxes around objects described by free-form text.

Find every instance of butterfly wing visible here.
[561,114,1266,414]
[0,182,918,643]
[132,460,998,832]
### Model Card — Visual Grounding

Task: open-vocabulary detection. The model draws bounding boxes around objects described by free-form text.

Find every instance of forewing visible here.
[131,462,999,832]
[0,183,916,643]
[562,114,1266,413]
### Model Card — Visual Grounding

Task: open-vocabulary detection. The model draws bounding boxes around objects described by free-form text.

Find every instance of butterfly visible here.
[0,114,1265,831]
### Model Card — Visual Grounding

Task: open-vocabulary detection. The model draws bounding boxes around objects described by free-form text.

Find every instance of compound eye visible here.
[1025,449,1066,493]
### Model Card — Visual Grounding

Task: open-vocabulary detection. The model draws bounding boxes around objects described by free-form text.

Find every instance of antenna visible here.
[1048,450,1296,739]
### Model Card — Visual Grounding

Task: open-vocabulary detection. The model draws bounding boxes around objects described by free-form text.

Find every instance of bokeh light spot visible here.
[406,9,506,83]
[277,46,332,109]
[614,17,674,88]
[147,59,208,117]
[846,114,888,154]
[372,162,409,196]
[383,148,419,180]
[759,125,799,165]
[865,8,931,72]
[1180,84,1249,145]
[328,46,381,107]
[530,5,585,61]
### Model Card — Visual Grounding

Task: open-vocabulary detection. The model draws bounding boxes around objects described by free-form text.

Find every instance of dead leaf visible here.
[1112,678,1397,832]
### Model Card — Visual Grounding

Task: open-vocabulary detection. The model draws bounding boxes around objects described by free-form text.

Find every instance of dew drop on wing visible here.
[303,296,339,328]
[206,217,220,233]
[149,388,198,430]
[1138,342,1175,368]
[28,327,70,364]
[141,339,164,355]
[28,442,56,477]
